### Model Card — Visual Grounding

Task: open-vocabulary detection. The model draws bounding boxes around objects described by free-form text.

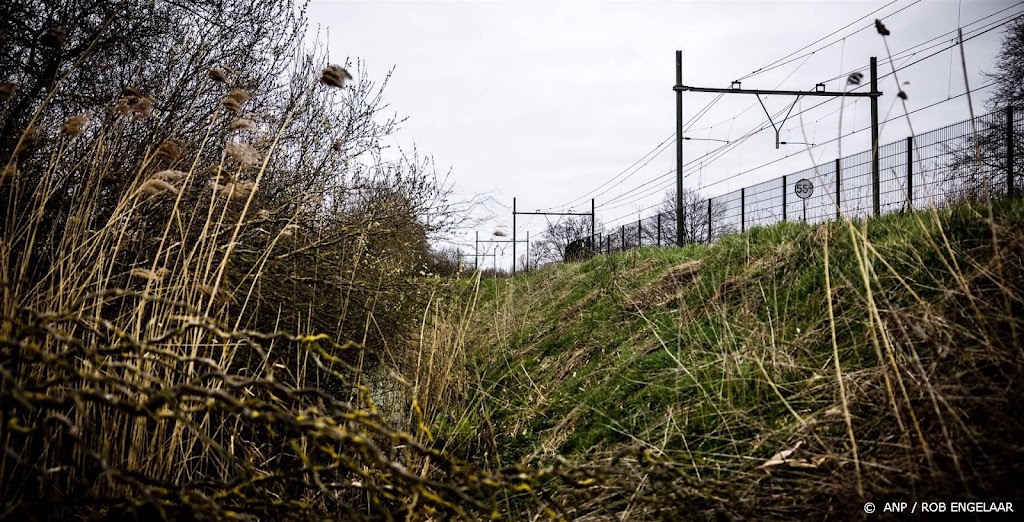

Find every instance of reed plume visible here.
[321,65,353,88]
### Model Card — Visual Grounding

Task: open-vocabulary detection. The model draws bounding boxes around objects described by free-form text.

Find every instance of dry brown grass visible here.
[0,43,552,520]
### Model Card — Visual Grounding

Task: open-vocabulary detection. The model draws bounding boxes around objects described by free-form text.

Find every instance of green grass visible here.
[432,198,1024,518]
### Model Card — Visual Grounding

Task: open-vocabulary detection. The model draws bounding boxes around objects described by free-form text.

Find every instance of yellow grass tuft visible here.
[221,88,252,113]
[226,88,251,103]
[154,138,185,164]
[130,267,170,281]
[152,169,188,182]
[1,163,16,183]
[225,142,260,165]
[221,97,241,114]
[215,180,255,200]
[112,101,132,117]
[199,283,236,305]
[321,65,353,88]
[229,117,256,133]
[140,178,179,195]
[121,86,144,98]
[131,96,156,120]
[61,112,91,137]
[208,68,229,83]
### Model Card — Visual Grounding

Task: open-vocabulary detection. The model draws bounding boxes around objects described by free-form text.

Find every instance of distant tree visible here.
[426,246,466,276]
[652,187,732,245]
[987,17,1024,112]
[517,253,531,272]
[479,266,509,278]
[530,216,596,264]
[943,17,1024,200]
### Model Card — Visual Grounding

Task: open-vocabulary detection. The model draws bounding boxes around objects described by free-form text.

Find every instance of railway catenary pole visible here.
[870,57,880,216]
[477,237,529,274]
[513,201,595,263]
[591,198,596,255]
[675,50,684,247]
[526,231,530,271]
[675,57,881,223]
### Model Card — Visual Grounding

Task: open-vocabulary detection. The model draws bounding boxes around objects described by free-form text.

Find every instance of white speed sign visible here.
[794,179,814,200]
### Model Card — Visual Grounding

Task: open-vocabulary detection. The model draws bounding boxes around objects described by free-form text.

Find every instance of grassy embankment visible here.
[425,199,1024,519]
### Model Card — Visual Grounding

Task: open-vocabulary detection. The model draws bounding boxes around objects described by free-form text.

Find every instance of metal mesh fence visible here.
[573,105,1021,253]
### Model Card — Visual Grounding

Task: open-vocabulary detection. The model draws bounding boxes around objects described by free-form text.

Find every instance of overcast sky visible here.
[309,0,1019,267]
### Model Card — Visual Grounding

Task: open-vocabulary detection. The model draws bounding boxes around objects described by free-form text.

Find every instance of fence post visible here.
[1009,105,1015,199]
[782,175,787,222]
[606,235,610,255]
[906,136,913,211]
[638,218,642,248]
[740,187,745,232]
[591,198,596,251]
[657,213,661,246]
[707,199,712,244]
[621,225,625,251]
[835,158,842,220]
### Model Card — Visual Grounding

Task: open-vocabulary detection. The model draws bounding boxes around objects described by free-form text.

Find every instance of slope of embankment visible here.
[439,200,1024,520]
